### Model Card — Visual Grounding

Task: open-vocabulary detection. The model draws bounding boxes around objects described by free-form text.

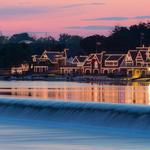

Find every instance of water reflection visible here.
[0,81,149,105]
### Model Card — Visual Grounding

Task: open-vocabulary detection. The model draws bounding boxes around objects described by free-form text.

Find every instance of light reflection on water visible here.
[0,81,149,105]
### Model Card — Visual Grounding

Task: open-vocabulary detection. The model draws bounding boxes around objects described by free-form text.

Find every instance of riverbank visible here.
[0,74,150,83]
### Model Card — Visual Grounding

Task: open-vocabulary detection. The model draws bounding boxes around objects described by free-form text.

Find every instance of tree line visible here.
[0,22,150,68]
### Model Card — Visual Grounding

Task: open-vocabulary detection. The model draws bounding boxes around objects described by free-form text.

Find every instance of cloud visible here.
[84,15,150,21]
[61,2,104,9]
[0,6,50,18]
[84,17,129,21]
[134,15,150,19]
[66,25,114,30]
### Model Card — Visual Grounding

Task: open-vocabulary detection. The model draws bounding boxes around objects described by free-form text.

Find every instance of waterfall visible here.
[0,98,150,131]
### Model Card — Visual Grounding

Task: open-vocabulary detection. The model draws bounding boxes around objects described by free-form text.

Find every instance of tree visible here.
[0,35,8,44]
[80,35,106,54]
[0,43,32,68]
[9,33,34,43]
[35,35,64,52]
[105,26,131,53]
[58,34,83,56]
[59,33,71,46]
[129,22,150,46]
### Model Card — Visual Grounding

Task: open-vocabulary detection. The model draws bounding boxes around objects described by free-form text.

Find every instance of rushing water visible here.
[0,81,150,150]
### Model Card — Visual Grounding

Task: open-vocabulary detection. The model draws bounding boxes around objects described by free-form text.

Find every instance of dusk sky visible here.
[0,0,150,38]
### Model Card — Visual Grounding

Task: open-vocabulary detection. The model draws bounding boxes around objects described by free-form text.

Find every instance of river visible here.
[0,81,150,150]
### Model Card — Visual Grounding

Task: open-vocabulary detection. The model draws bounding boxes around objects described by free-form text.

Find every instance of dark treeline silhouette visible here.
[0,22,150,68]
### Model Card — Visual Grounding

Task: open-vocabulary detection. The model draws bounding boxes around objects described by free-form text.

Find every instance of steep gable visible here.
[96,53,103,63]
[72,56,79,64]
[125,51,133,62]
[83,54,98,67]
[40,51,49,60]
[140,50,147,61]
[136,51,144,61]
[129,50,138,61]
[77,56,88,63]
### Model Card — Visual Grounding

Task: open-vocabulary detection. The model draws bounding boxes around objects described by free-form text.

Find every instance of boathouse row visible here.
[10,46,150,77]
[60,46,150,77]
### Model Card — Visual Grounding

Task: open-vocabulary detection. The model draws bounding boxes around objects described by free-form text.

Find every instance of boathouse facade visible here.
[11,45,150,77]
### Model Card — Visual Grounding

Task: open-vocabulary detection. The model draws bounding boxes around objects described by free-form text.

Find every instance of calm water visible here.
[0,81,149,105]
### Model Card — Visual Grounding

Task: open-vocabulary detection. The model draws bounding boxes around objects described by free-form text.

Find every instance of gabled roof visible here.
[128,50,138,60]
[77,56,88,63]
[140,50,147,61]
[106,54,124,61]
[72,56,88,65]
[35,60,53,66]
[83,52,104,67]
[88,53,103,61]
[88,54,95,60]
[96,53,103,62]
[72,57,79,63]
[102,54,110,67]
[46,51,64,57]
[83,54,93,66]
[136,46,149,51]
[118,55,125,65]
[83,61,91,67]
[103,54,125,68]
[46,52,58,63]
[41,50,65,63]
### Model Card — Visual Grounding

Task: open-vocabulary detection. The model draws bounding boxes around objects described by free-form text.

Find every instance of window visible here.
[136,62,142,66]
[105,61,118,66]
[105,62,113,66]
[126,62,133,66]
[114,62,118,66]
[94,61,98,69]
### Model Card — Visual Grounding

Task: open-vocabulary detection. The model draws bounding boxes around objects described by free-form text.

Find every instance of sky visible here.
[0,0,150,38]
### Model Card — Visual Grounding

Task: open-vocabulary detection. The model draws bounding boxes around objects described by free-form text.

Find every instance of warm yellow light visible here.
[132,69,141,78]
[148,84,150,105]
[148,68,150,71]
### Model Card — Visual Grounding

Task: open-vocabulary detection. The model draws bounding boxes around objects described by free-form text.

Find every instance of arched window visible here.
[94,70,99,75]
[85,70,91,75]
